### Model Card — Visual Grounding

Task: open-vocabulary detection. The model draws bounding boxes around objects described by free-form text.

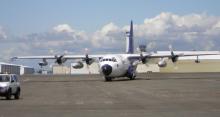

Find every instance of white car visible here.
[0,74,21,100]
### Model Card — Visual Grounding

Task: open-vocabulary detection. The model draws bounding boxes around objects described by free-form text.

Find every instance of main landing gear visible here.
[129,72,136,80]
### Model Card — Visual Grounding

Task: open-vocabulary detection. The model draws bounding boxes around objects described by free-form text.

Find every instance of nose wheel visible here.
[105,77,112,82]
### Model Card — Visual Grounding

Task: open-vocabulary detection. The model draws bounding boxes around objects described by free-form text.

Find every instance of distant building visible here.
[20,66,35,75]
[52,65,71,75]
[0,62,34,75]
[71,63,99,74]
[157,51,220,73]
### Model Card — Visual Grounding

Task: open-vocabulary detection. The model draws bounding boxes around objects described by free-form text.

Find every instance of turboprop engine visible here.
[55,55,67,65]
[72,61,84,69]
[157,58,167,67]
[38,58,48,67]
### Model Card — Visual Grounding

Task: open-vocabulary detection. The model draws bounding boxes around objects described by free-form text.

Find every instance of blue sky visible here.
[0,0,220,34]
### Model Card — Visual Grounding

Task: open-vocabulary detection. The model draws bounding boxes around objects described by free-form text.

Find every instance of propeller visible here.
[83,48,93,74]
[169,45,178,63]
[137,47,147,64]
[195,55,200,63]
[83,48,93,65]
[38,58,48,68]
[55,55,66,65]
[193,49,200,63]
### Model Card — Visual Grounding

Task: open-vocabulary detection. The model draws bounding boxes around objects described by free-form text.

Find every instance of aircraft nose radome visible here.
[101,64,112,76]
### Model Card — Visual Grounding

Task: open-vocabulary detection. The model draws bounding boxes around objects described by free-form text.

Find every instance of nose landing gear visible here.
[105,77,112,82]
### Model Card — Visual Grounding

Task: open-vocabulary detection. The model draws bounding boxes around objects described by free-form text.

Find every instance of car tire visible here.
[14,88,20,99]
[6,89,11,100]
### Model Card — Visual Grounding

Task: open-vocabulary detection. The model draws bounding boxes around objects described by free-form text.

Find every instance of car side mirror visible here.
[11,80,15,83]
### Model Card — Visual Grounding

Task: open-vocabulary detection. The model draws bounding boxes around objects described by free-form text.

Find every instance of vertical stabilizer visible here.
[126,21,134,54]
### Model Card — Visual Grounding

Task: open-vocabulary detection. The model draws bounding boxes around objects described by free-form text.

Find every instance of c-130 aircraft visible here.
[12,21,220,81]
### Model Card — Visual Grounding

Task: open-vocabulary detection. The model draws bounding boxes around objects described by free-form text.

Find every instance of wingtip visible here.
[10,57,18,62]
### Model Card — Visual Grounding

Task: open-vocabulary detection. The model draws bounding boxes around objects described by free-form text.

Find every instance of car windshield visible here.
[0,76,10,82]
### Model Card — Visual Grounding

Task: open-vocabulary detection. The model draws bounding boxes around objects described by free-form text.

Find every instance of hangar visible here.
[0,62,34,75]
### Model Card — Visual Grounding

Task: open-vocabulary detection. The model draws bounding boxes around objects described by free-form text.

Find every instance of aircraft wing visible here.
[12,54,105,65]
[13,51,220,60]
[12,55,57,60]
[64,55,104,59]
[12,51,220,64]
[148,51,220,58]
[127,51,220,60]
[12,54,104,60]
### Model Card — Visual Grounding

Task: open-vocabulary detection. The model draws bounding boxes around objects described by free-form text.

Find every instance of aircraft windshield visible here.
[0,76,10,82]
[100,57,117,62]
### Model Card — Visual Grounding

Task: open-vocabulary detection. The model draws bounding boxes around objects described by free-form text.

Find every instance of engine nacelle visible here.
[38,58,48,67]
[84,54,94,65]
[38,62,48,67]
[171,56,178,63]
[72,61,84,69]
[55,55,67,65]
[195,56,200,63]
[158,58,167,67]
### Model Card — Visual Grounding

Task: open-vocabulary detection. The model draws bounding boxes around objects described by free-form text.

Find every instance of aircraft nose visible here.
[101,64,112,76]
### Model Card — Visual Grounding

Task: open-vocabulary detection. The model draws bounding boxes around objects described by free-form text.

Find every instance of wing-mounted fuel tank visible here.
[157,58,167,67]
[72,61,84,69]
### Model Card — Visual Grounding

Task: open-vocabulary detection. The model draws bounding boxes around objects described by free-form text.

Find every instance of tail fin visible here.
[126,20,134,54]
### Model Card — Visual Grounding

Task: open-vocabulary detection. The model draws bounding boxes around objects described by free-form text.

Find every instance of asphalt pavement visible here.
[0,73,220,117]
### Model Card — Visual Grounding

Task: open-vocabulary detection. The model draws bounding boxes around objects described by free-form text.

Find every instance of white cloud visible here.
[53,24,88,42]
[1,12,220,64]
[134,12,220,42]
[0,26,7,39]
[53,24,74,33]
[205,20,220,36]
[92,23,124,48]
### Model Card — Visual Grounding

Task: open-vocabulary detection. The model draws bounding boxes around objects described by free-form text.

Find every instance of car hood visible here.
[0,82,9,87]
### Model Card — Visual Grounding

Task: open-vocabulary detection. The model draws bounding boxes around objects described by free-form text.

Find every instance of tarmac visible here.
[0,73,220,117]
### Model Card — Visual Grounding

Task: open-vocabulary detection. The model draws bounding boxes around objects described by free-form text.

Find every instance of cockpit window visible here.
[100,57,117,62]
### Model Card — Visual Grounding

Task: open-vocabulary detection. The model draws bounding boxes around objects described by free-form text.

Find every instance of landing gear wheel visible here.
[129,73,136,80]
[105,77,112,82]
[14,88,20,99]
[6,89,11,100]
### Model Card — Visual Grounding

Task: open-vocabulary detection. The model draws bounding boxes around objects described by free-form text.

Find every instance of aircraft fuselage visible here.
[98,54,136,80]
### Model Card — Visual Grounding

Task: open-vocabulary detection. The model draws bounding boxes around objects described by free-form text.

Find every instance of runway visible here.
[0,73,220,117]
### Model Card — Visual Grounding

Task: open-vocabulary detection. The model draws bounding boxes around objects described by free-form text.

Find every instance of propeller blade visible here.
[169,45,178,63]
[83,48,93,65]
[86,64,91,74]
[55,55,66,65]
[169,44,173,51]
